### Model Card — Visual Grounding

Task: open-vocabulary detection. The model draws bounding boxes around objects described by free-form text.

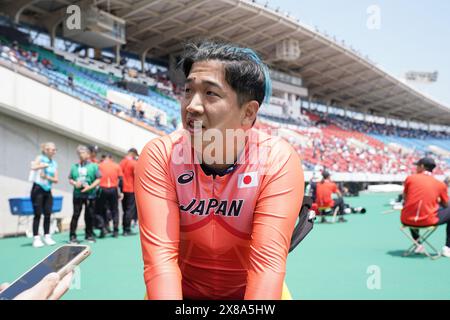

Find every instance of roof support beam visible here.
[129,5,241,53]
[2,0,40,24]
[342,83,393,105]
[310,70,374,97]
[300,54,346,76]
[386,100,419,116]
[250,29,300,51]
[116,0,164,19]
[127,0,207,38]
[304,59,358,85]
[151,12,264,57]
[364,91,410,109]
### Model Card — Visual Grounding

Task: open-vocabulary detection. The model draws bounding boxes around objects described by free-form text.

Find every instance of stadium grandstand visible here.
[1,0,450,301]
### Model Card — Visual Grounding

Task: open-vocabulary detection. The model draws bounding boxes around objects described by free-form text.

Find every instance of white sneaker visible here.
[442,246,450,258]
[43,234,56,246]
[414,244,425,254]
[32,236,44,248]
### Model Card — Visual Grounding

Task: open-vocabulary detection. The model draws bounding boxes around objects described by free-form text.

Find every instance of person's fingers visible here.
[15,273,60,300]
[48,271,73,300]
[0,283,10,292]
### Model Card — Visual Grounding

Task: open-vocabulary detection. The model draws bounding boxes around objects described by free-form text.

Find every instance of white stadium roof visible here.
[2,0,450,125]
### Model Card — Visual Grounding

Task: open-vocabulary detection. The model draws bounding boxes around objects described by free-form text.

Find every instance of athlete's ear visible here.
[241,100,259,127]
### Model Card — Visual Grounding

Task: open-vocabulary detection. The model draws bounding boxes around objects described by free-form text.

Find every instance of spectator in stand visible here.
[136,100,145,120]
[155,113,161,127]
[171,117,178,129]
[67,73,74,88]
[131,101,137,118]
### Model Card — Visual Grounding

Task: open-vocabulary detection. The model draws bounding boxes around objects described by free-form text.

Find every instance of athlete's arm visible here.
[135,138,182,300]
[245,143,304,300]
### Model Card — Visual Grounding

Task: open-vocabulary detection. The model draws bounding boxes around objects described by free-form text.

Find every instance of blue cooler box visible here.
[9,196,63,216]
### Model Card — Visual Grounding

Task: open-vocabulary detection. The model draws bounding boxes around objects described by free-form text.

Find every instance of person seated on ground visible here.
[401,157,450,257]
[315,171,347,223]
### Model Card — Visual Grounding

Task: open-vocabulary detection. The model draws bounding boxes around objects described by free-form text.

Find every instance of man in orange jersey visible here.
[97,154,124,238]
[401,157,450,257]
[135,41,304,300]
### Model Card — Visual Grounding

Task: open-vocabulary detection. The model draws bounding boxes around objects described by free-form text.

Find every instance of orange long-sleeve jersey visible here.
[134,128,304,300]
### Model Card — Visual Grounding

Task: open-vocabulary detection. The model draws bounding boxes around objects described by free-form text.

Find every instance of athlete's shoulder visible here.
[251,128,300,166]
[252,128,298,155]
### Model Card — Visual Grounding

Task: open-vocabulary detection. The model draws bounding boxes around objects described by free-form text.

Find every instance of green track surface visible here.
[1,192,449,300]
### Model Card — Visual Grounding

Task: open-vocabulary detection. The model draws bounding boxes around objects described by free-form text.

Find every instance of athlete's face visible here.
[181,60,259,165]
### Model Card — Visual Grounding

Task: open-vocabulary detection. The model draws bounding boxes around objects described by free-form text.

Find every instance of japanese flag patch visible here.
[237,172,258,189]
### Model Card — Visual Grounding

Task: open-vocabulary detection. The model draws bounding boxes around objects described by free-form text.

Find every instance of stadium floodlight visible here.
[404,71,438,84]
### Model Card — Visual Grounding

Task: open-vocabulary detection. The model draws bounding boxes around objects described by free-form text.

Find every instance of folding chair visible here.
[400,225,441,259]
[317,206,339,223]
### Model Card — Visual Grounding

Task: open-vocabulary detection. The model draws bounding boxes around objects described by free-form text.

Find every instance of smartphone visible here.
[0,245,91,300]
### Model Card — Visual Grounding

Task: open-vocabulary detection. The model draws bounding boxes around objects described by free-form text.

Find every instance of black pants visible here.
[411,207,450,247]
[122,192,136,232]
[70,197,95,238]
[97,188,119,232]
[333,197,345,216]
[31,183,53,236]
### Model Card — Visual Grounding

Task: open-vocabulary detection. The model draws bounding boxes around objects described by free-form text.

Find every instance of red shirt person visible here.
[315,171,346,222]
[97,155,124,237]
[119,148,139,234]
[401,157,450,257]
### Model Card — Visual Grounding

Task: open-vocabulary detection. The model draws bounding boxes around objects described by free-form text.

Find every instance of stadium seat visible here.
[400,225,441,259]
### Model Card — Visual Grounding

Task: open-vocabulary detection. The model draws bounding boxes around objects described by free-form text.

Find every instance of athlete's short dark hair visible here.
[179,40,272,107]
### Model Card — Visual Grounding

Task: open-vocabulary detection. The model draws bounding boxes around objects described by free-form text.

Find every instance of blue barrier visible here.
[8,196,63,216]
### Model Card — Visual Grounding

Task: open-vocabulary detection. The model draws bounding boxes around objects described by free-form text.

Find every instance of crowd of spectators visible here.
[0,38,172,134]
[309,110,450,139]
[256,118,450,176]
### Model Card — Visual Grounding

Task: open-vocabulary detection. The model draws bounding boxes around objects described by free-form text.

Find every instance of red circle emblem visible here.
[243,175,252,185]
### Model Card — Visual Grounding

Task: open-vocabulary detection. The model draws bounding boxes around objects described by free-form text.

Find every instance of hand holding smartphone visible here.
[0,245,91,300]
